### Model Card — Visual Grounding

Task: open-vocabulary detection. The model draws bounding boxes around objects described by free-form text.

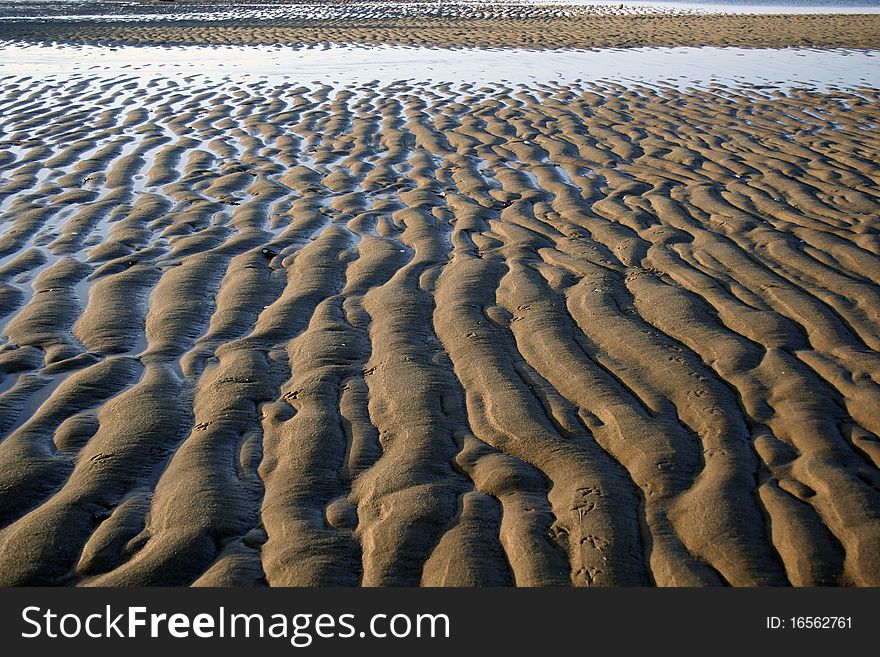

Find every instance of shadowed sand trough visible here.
[0,68,878,586]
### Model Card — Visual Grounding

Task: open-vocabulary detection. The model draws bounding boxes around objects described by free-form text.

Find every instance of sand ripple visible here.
[0,74,878,586]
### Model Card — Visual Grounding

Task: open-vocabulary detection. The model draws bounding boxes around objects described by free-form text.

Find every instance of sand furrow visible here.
[0,72,877,586]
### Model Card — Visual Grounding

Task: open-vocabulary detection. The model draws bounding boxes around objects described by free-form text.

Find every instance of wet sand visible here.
[0,70,878,586]
[1,7,879,48]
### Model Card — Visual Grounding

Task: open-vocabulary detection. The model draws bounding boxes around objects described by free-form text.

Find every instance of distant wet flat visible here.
[0,1,698,22]
[0,0,877,21]
[2,1,879,49]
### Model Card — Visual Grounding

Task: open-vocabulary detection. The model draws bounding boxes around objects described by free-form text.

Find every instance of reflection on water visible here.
[0,43,877,88]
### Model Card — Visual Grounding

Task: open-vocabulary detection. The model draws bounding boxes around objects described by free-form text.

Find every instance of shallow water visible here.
[0,43,877,88]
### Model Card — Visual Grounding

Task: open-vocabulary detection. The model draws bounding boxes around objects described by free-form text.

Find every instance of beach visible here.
[0,1,878,587]
[2,2,880,48]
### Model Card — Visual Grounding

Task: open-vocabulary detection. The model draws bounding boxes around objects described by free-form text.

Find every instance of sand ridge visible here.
[0,73,878,586]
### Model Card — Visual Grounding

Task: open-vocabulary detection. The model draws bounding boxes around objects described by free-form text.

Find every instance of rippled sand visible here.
[0,71,878,586]
[1,2,879,48]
